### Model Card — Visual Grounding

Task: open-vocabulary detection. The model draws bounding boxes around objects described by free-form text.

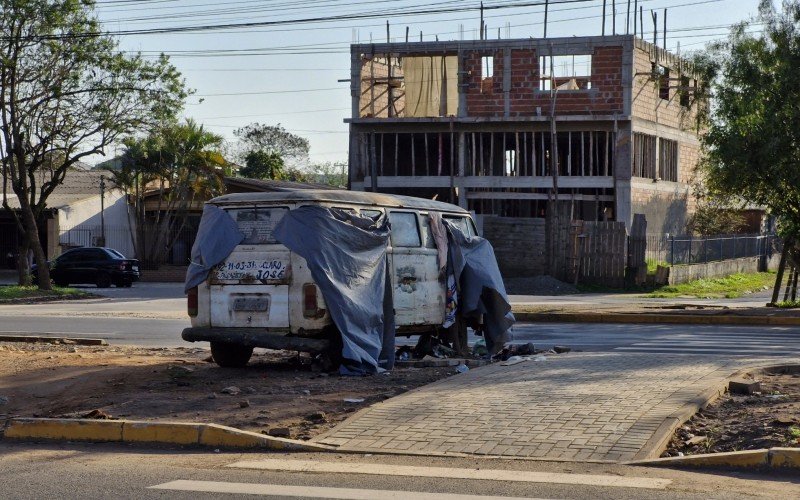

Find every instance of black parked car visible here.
[33,247,140,288]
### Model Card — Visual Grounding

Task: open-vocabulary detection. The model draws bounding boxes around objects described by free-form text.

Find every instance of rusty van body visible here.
[182,190,477,367]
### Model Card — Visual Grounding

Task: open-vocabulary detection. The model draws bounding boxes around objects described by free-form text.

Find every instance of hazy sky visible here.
[94,0,761,165]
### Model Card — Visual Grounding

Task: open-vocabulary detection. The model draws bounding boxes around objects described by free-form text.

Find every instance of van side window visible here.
[419,215,436,249]
[388,212,421,247]
[361,209,383,221]
[229,207,288,244]
[443,215,476,237]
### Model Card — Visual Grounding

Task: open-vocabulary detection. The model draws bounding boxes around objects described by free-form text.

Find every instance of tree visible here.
[233,123,310,167]
[696,0,800,297]
[307,161,347,188]
[240,150,284,180]
[0,0,187,288]
[109,120,227,266]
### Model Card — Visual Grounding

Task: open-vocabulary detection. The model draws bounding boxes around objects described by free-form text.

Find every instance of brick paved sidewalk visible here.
[316,353,748,462]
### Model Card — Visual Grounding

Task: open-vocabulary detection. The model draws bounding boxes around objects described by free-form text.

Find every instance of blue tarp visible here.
[273,205,395,375]
[185,205,244,293]
[444,221,515,354]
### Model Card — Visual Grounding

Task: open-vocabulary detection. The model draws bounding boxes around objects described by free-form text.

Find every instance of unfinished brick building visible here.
[346,35,703,235]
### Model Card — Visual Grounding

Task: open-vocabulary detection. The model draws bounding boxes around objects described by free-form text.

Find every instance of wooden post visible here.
[411,133,416,176]
[544,0,549,38]
[770,238,792,305]
[489,132,494,177]
[602,0,607,36]
[626,0,631,34]
[424,133,430,176]
[394,133,399,176]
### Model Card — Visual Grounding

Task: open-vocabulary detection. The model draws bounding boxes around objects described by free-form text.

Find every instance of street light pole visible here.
[99,175,106,247]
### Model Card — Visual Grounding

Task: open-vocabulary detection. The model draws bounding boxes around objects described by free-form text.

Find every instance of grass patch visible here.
[645,258,669,274]
[775,300,800,309]
[0,285,89,301]
[645,272,775,299]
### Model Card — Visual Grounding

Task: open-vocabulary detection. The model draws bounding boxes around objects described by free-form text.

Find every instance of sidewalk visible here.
[316,353,780,462]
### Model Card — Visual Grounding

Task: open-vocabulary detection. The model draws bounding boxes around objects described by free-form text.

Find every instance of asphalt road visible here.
[2,283,800,356]
[2,442,799,500]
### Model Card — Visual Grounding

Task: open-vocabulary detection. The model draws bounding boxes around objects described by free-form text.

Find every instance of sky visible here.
[92,0,763,166]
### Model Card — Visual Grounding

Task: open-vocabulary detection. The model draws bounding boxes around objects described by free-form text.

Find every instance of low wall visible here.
[667,257,762,285]
[481,216,546,277]
[139,265,187,283]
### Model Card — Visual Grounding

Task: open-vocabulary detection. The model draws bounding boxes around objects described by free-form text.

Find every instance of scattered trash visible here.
[455,363,469,373]
[301,389,311,396]
[343,398,365,403]
[221,386,240,395]
[395,346,413,361]
[553,346,571,354]
[244,386,258,394]
[0,396,8,405]
[472,338,488,358]
[266,427,292,438]
[532,356,547,362]
[500,356,528,366]
[306,411,328,422]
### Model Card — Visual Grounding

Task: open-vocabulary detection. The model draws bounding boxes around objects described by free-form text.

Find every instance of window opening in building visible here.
[679,76,691,107]
[539,54,592,91]
[504,150,516,176]
[482,55,494,79]
[658,65,670,100]
[658,138,679,182]
[633,133,657,179]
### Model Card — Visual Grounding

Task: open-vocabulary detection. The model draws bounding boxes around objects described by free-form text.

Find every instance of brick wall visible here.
[631,42,700,130]
[482,216,546,277]
[463,45,625,117]
[630,185,690,234]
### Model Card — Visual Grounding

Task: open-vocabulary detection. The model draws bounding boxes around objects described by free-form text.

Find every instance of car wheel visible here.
[54,279,69,288]
[96,273,112,288]
[210,341,254,368]
[124,281,133,288]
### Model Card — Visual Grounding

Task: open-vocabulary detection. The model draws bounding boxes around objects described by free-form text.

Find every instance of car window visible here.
[228,207,288,245]
[444,215,476,237]
[89,249,110,260]
[56,250,78,263]
[388,212,421,247]
[106,248,125,259]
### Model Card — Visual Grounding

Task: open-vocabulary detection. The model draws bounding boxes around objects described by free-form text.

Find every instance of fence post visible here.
[732,234,737,259]
[670,234,675,265]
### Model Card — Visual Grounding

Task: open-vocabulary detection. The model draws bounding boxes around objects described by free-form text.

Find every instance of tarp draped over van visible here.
[444,221,515,354]
[273,205,395,375]
[185,205,244,293]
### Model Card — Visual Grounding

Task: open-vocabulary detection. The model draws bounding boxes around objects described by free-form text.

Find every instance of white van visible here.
[182,190,478,367]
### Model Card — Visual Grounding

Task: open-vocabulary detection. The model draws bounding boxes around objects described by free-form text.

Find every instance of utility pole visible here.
[99,175,106,247]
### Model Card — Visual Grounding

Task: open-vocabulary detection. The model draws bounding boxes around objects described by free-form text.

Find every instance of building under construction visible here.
[346,34,703,235]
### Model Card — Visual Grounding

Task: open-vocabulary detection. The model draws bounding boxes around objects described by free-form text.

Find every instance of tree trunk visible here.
[771,238,792,305]
[18,197,52,290]
[16,237,30,286]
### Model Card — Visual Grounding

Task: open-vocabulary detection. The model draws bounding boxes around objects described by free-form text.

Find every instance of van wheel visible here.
[210,342,254,368]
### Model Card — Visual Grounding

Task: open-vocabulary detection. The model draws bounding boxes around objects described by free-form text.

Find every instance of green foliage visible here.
[233,123,310,166]
[645,272,775,299]
[645,258,669,274]
[240,150,284,180]
[698,1,800,240]
[0,0,188,288]
[687,203,747,235]
[307,161,347,188]
[111,120,226,265]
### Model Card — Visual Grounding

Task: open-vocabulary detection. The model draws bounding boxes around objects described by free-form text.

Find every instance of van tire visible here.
[210,342,254,368]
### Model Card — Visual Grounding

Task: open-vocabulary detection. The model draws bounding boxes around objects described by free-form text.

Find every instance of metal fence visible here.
[645,233,780,266]
[59,224,196,268]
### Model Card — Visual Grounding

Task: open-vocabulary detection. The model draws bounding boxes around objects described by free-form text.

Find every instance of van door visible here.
[387,211,445,327]
[209,206,291,329]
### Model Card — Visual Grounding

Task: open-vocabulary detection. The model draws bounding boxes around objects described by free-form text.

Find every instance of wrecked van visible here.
[182,190,513,373]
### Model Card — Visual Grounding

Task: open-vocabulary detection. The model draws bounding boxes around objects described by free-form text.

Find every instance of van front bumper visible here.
[181,327,330,353]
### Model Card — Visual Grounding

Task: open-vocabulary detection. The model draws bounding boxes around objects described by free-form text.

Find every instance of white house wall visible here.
[57,189,136,258]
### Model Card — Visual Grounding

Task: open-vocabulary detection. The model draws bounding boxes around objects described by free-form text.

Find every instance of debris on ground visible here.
[663,370,800,457]
[0,342,454,440]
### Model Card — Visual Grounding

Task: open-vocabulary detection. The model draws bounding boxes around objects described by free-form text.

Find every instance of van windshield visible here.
[228,207,288,244]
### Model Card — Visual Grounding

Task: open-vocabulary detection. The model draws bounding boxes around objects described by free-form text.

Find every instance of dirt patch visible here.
[663,371,800,457]
[504,276,579,295]
[0,342,455,441]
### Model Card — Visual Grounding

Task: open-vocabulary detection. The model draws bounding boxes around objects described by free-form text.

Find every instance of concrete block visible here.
[768,448,800,468]
[729,379,761,395]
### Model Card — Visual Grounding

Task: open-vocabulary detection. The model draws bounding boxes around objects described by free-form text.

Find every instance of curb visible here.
[2,418,334,452]
[0,335,107,346]
[628,448,800,468]
[512,311,800,326]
